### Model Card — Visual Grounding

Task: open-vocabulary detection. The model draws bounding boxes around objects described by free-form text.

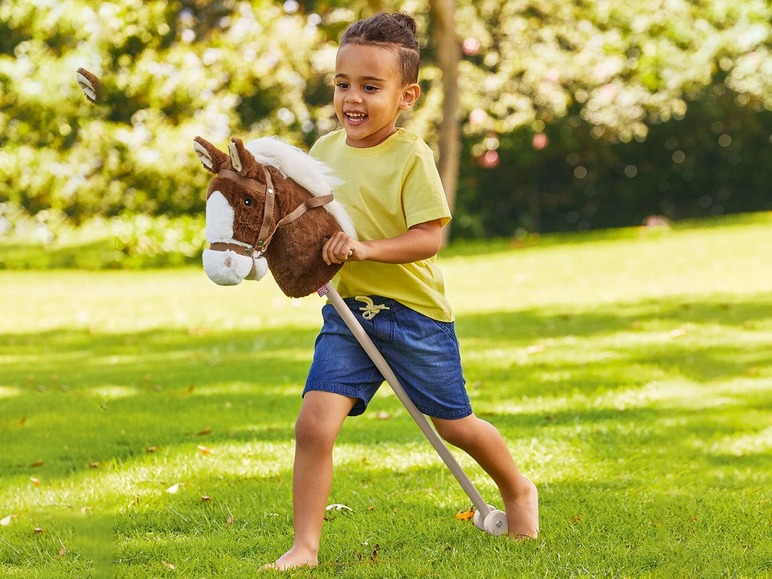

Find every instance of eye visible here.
[243,197,253,206]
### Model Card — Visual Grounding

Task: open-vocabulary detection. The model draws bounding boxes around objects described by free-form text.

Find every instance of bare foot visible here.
[503,476,539,540]
[260,546,318,572]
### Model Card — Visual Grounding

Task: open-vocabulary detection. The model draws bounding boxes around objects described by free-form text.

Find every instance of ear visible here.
[400,83,421,111]
[229,137,261,178]
[193,136,228,173]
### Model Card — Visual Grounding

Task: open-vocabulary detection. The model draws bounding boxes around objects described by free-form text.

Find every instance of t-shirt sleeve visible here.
[402,143,452,229]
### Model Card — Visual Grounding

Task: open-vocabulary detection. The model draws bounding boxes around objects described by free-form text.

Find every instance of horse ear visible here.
[229,137,260,177]
[193,137,228,173]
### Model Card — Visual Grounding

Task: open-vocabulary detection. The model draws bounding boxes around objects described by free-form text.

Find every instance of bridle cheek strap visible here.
[214,167,275,253]
[214,166,334,254]
[254,168,276,251]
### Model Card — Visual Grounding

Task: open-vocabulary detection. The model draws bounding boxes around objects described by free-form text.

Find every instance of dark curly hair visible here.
[340,12,420,86]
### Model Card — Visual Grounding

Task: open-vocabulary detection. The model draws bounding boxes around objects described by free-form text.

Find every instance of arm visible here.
[322,219,444,265]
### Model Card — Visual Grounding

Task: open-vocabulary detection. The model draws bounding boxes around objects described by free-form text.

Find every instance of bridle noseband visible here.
[210,166,334,257]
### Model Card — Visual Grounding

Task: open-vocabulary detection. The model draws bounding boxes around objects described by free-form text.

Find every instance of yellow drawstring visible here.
[355,296,390,320]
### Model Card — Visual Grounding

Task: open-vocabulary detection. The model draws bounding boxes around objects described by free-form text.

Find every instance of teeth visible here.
[347,113,366,119]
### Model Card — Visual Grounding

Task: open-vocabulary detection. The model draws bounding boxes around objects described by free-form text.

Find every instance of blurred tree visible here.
[429,0,461,246]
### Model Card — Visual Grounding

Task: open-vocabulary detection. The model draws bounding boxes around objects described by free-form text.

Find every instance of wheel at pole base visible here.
[483,509,508,536]
[473,505,508,536]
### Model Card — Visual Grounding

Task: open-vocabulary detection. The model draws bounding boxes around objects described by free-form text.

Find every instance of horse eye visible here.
[243,197,253,206]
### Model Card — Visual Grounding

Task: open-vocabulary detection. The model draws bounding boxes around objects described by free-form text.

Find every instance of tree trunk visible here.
[429,0,460,246]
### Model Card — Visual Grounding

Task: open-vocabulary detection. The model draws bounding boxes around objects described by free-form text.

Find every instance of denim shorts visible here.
[304,296,472,419]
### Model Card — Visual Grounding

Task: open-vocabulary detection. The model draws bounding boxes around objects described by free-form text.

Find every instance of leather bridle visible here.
[210,166,334,257]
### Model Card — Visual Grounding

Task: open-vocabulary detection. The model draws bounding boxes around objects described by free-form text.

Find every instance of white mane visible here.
[244,137,357,239]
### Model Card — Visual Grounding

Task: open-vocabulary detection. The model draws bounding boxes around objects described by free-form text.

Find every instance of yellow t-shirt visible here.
[310,128,454,322]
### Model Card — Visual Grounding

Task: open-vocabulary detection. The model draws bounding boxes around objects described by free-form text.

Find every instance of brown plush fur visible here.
[195,136,344,298]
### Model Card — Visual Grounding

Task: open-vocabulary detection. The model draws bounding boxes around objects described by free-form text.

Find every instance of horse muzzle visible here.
[202,246,268,286]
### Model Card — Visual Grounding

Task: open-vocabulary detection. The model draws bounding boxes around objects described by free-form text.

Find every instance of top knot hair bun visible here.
[391,12,417,36]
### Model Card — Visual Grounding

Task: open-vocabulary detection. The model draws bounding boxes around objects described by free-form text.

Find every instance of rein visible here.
[214,166,334,256]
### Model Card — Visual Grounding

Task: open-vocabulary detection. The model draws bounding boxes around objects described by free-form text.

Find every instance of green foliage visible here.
[450,0,771,236]
[1,218,770,576]
[0,202,205,269]
[456,84,772,236]
[0,0,769,236]
[454,0,771,137]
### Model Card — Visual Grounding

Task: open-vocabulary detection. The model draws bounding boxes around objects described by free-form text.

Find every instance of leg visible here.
[264,391,356,571]
[431,414,539,539]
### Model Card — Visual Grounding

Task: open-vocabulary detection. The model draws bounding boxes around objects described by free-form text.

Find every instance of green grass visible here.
[1,215,770,577]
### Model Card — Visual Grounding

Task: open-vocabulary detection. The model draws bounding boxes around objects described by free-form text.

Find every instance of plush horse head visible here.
[194,136,357,298]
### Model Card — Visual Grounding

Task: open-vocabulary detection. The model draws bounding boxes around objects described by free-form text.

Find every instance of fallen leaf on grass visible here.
[197,427,212,436]
[146,446,158,453]
[454,507,475,521]
[197,445,212,456]
[201,496,212,502]
[166,483,181,494]
[56,546,67,560]
[224,514,235,528]
[29,460,44,468]
[0,515,16,526]
[162,560,175,570]
[325,504,353,513]
[33,527,44,534]
[29,477,42,487]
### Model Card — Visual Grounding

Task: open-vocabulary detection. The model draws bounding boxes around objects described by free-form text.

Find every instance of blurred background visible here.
[0,0,769,266]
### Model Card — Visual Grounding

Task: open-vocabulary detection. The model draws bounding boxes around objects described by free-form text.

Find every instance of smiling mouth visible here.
[345,112,367,125]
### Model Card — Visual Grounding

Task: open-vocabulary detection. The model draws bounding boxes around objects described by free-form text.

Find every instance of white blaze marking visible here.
[205,191,235,243]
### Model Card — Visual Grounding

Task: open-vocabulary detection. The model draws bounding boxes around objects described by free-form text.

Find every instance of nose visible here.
[344,89,362,104]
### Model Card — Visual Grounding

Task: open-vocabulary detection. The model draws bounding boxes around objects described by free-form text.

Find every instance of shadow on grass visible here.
[1,294,769,497]
[459,295,772,341]
[458,296,772,395]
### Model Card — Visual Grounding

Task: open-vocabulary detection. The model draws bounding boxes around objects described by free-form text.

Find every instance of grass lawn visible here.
[1,215,770,577]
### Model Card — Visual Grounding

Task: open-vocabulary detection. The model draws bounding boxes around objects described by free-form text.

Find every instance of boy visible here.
[266,12,538,571]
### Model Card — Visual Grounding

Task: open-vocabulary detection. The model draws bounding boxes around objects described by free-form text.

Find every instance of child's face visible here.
[334,43,419,148]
